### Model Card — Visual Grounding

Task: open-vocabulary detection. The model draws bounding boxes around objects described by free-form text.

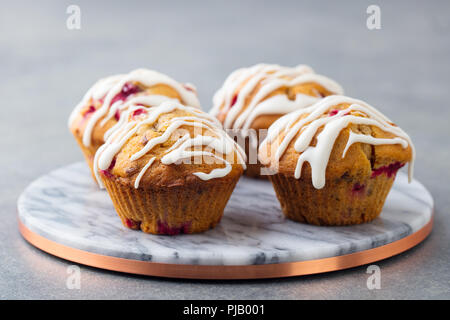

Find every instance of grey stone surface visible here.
[1,0,449,299]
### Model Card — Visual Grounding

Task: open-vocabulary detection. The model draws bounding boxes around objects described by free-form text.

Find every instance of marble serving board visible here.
[18,162,433,266]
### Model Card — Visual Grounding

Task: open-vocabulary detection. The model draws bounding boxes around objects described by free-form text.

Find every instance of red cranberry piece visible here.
[100,169,113,179]
[100,158,116,179]
[79,106,96,125]
[385,162,405,177]
[132,108,147,118]
[83,105,96,117]
[328,109,339,116]
[107,157,116,171]
[230,94,238,108]
[351,183,366,195]
[111,82,140,104]
[371,162,405,178]
[122,82,139,95]
[125,218,141,229]
[114,110,120,121]
[157,221,191,235]
[329,109,351,117]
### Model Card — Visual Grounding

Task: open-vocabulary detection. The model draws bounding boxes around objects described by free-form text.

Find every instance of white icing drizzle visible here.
[260,95,415,189]
[94,101,246,188]
[210,63,344,130]
[100,95,175,127]
[68,74,123,127]
[242,93,319,130]
[160,135,233,181]
[134,157,156,189]
[102,95,179,141]
[68,68,201,147]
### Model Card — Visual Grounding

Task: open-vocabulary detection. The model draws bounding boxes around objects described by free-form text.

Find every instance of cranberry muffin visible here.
[259,95,415,225]
[69,68,200,178]
[210,63,343,177]
[94,100,246,234]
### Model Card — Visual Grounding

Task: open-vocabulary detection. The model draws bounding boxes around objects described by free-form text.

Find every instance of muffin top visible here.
[68,68,200,148]
[259,95,415,189]
[94,100,246,188]
[210,64,343,131]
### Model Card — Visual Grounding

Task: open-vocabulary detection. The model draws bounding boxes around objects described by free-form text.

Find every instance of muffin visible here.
[93,100,246,234]
[210,63,343,178]
[68,68,200,178]
[258,95,415,226]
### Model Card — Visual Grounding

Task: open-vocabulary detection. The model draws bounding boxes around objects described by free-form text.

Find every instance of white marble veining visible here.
[17,162,433,266]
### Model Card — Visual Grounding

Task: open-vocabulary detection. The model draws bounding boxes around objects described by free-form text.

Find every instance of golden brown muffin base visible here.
[244,142,268,179]
[100,172,241,234]
[269,173,396,226]
[244,162,267,179]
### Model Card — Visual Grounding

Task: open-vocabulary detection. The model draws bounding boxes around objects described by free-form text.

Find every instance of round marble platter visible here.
[18,162,433,279]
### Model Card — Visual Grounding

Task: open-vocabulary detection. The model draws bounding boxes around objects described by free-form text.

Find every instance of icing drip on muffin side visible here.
[259,95,415,189]
[210,64,344,130]
[68,68,201,147]
[94,101,246,188]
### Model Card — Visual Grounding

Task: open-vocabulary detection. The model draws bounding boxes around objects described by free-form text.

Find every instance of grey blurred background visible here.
[1,0,449,299]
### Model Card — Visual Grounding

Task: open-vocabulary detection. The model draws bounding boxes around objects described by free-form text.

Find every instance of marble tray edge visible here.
[17,216,434,279]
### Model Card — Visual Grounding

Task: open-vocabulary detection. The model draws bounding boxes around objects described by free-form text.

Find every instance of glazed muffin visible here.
[210,63,343,178]
[68,68,200,178]
[93,100,246,234]
[259,95,415,226]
